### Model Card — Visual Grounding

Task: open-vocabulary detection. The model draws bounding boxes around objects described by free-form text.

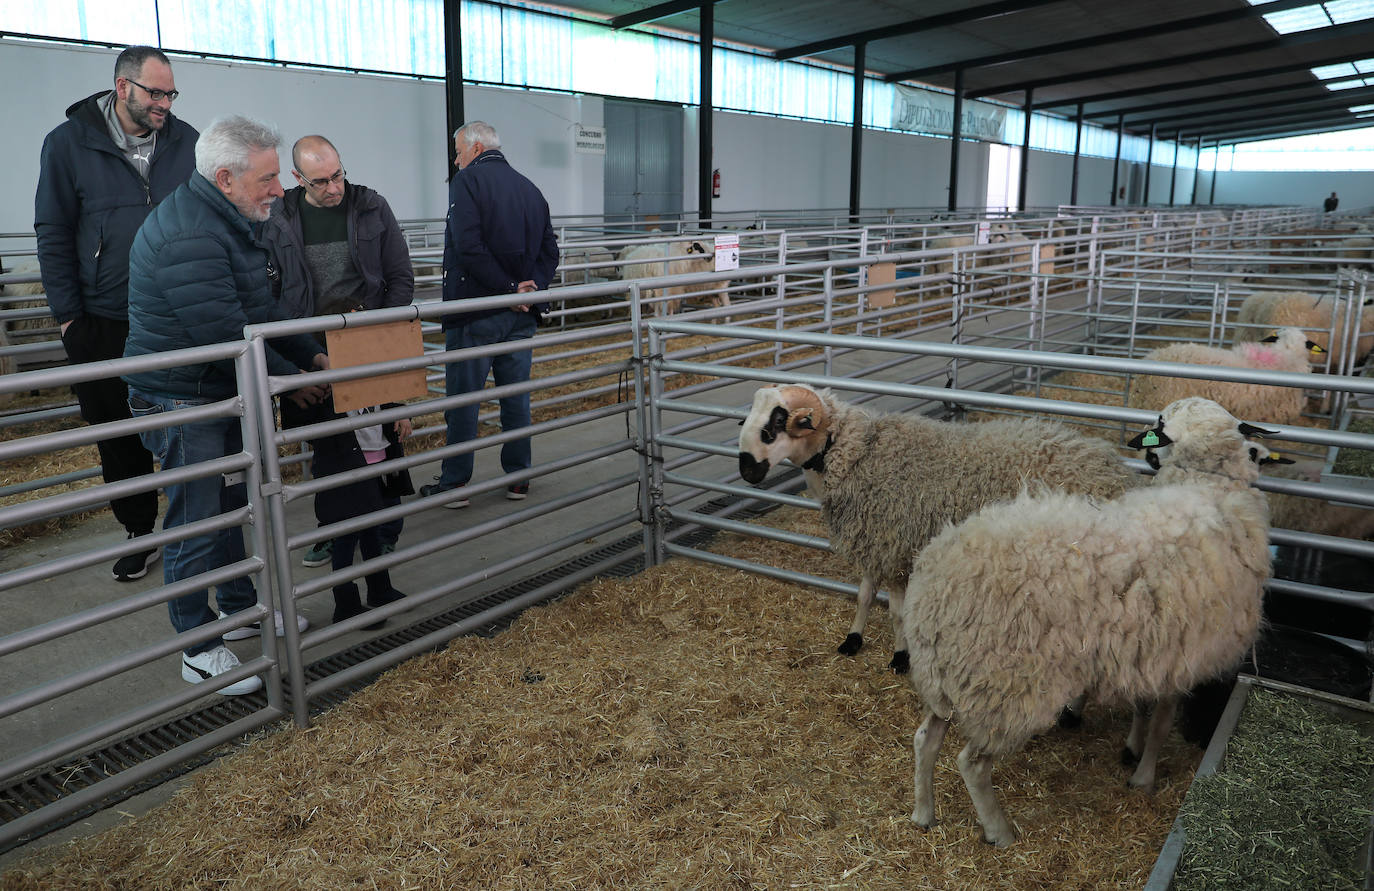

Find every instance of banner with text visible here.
[892,84,1007,143]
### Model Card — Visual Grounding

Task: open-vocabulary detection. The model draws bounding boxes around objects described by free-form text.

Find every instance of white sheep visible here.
[902,397,1274,847]
[1233,290,1374,369]
[1128,327,1325,424]
[737,384,1140,672]
[617,240,729,316]
[0,258,51,380]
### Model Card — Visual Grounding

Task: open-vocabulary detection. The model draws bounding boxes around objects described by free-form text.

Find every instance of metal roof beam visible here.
[1207,119,1374,145]
[773,0,1061,61]
[610,0,726,30]
[1180,109,1360,139]
[967,18,1374,99]
[885,0,1310,82]
[1083,74,1362,121]
[1132,84,1374,128]
[1033,48,1374,110]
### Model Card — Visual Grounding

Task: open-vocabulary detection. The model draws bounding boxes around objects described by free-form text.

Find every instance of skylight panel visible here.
[1348,103,1374,112]
[1327,78,1371,89]
[1263,4,1335,33]
[1356,59,1374,73]
[1313,62,1360,79]
[1324,0,1374,23]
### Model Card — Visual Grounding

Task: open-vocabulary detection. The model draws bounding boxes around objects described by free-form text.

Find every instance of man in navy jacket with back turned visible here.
[420,121,559,507]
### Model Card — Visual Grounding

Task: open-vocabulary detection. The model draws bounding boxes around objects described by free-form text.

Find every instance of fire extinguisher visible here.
[712,168,720,199]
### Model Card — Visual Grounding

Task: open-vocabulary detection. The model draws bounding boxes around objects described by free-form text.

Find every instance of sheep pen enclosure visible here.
[0,555,1194,891]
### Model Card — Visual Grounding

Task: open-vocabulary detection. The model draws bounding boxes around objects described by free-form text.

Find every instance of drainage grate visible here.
[0,484,781,855]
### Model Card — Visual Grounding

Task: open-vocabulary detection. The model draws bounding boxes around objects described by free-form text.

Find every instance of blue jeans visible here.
[439,312,537,489]
[128,389,258,656]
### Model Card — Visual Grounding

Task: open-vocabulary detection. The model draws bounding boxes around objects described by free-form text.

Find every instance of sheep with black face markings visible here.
[1233,291,1374,370]
[901,397,1274,846]
[618,239,729,316]
[736,384,1141,672]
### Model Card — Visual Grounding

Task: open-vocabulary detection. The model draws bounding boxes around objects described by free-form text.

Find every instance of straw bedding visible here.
[3,512,1196,890]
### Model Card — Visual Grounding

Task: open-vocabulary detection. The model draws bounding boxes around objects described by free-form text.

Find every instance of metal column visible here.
[1143,122,1156,205]
[1070,102,1083,206]
[849,41,865,222]
[442,0,464,173]
[1168,130,1180,206]
[697,2,714,228]
[1191,137,1203,205]
[1018,88,1033,212]
[948,69,964,212]
[1111,112,1123,206]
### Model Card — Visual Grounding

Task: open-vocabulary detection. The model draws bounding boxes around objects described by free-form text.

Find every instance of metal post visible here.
[1019,88,1033,212]
[1070,102,1084,206]
[1168,130,1180,206]
[698,2,714,229]
[645,316,667,568]
[1191,137,1203,205]
[849,41,866,222]
[629,282,656,567]
[1143,122,1156,205]
[442,0,464,174]
[948,69,964,212]
[1111,112,1123,206]
[239,338,294,722]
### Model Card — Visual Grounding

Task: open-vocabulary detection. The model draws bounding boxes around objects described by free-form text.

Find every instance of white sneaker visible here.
[181,645,263,695]
[219,609,309,640]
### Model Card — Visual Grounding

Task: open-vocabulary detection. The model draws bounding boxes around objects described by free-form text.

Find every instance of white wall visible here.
[1195,168,1374,209]
[3,39,603,230]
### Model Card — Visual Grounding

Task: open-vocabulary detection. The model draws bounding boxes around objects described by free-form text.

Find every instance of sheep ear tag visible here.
[1260,451,1295,466]
[1127,427,1171,450]
[1307,341,1326,354]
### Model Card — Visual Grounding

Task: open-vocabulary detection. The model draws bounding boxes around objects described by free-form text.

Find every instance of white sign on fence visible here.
[574,124,606,154]
[714,234,740,272]
[892,84,1007,143]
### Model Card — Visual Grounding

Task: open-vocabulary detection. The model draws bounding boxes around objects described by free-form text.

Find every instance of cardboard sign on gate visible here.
[867,262,897,308]
[324,319,427,412]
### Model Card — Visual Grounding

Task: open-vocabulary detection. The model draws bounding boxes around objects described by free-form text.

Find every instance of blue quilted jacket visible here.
[123,173,321,398]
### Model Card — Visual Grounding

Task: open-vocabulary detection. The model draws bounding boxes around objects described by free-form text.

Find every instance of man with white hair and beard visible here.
[123,115,329,695]
[34,45,198,583]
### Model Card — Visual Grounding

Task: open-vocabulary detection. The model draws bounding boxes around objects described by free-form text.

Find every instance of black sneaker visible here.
[418,482,469,508]
[112,533,161,582]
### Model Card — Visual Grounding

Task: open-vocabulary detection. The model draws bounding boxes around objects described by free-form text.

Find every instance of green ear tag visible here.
[1140,431,1161,448]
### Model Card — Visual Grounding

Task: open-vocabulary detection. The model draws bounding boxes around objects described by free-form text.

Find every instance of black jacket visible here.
[261,182,415,320]
[280,397,413,525]
[441,150,559,328]
[34,91,198,324]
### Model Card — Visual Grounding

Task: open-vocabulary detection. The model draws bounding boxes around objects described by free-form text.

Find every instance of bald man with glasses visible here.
[34,45,199,583]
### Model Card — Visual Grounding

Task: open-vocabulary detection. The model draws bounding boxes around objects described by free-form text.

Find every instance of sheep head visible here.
[1127,396,1278,482]
[738,384,833,484]
[1259,327,1325,356]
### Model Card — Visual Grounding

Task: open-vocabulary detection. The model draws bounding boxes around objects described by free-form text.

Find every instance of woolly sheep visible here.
[1233,290,1374,369]
[0,258,51,379]
[736,384,1140,672]
[903,397,1274,846]
[618,240,729,316]
[1127,327,1325,425]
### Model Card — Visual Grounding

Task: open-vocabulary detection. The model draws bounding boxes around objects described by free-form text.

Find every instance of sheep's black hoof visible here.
[889,650,910,674]
[1121,746,1141,768]
[837,633,863,656]
[1057,707,1083,730]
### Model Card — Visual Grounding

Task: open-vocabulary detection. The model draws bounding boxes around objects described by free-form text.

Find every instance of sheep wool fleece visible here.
[815,399,1139,594]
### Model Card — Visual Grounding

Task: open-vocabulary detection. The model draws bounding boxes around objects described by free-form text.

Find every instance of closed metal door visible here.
[604,99,683,223]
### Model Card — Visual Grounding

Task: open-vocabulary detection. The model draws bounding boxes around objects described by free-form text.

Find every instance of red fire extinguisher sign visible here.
[712,168,720,199]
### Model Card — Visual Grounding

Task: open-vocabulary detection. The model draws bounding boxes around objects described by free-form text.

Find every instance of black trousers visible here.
[60,314,158,535]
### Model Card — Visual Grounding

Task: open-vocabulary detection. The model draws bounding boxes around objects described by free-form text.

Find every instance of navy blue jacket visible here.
[441,150,559,328]
[261,182,415,320]
[34,91,198,324]
[123,173,322,399]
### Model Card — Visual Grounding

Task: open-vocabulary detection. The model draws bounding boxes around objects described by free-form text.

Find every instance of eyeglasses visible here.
[296,168,346,189]
[125,78,179,102]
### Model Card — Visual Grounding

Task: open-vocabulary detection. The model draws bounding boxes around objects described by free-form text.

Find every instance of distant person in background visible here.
[34,45,198,582]
[419,121,558,507]
[1324,191,1339,213]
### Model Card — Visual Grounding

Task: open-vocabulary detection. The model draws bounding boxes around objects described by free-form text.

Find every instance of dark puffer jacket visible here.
[261,182,415,320]
[123,173,321,399]
[34,91,198,324]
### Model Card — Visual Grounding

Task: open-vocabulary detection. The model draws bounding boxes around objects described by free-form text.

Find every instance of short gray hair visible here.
[195,115,281,180]
[454,121,501,150]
